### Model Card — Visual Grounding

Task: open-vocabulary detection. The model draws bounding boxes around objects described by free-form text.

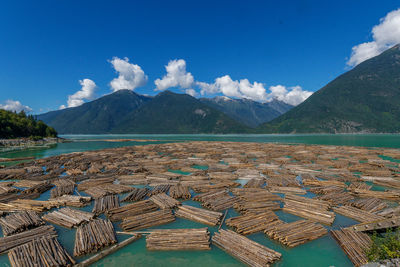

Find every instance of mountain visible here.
[37,90,151,134]
[112,91,249,133]
[38,90,249,134]
[259,44,400,133]
[200,96,293,127]
[0,109,57,139]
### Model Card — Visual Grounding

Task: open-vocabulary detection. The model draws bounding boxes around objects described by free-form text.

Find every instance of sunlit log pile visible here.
[265,219,328,247]
[42,207,94,228]
[73,219,117,256]
[120,209,175,231]
[212,229,281,266]
[146,228,210,251]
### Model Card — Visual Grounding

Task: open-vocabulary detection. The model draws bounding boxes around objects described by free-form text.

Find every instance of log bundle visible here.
[148,184,171,196]
[84,184,134,198]
[50,179,75,198]
[226,211,279,235]
[232,188,281,214]
[349,197,388,213]
[175,205,223,226]
[212,229,281,266]
[169,184,191,199]
[120,209,175,231]
[332,206,384,223]
[8,236,75,267]
[350,188,400,200]
[121,187,150,202]
[283,195,335,225]
[265,220,328,247]
[149,193,181,209]
[92,194,120,214]
[316,191,354,206]
[0,211,44,236]
[146,228,210,251]
[194,190,239,211]
[42,207,94,228]
[107,200,158,221]
[74,219,117,256]
[0,225,57,253]
[331,228,371,267]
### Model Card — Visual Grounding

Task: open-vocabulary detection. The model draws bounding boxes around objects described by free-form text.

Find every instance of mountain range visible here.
[38,44,400,134]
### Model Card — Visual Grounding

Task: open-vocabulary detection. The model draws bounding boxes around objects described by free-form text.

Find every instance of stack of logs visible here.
[175,205,223,226]
[149,193,180,209]
[212,229,281,266]
[8,236,75,267]
[42,207,94,228]
[331,228,371,267]
[169,184,191,199]
[265,220,328,247]
[121,188,150,202]
[74,219,117,256]
[146,228,210,250]
[120,209,175,231]
[283,194,335,225]
[194,190,239,211]
[332,205,384,223]
[92,194,120,214]
[0,211,44,236]
[50,179,75,198]
[226,211,279,235]
[107,200,158,221]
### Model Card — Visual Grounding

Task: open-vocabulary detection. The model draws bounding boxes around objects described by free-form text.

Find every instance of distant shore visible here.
[0,137,67,150]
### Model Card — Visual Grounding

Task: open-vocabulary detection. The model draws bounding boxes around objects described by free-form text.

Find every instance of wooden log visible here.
[332,205,385,223]
[121,187,150,202]
[226,211,279,235]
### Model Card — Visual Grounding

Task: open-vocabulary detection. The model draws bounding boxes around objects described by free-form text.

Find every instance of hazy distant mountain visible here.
[37,90,151,134]
[259,44,400,133]
[200,96,293,127]
[38,90,249,134]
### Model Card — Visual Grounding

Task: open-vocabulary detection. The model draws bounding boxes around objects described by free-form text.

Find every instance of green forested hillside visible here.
[0,109,57,139]
[259,44,400,133]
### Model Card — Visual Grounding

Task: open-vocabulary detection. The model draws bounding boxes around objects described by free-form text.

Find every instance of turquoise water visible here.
[1,134,400,266]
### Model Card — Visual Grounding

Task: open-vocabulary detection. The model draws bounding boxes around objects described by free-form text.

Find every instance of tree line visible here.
[0,109,57,139]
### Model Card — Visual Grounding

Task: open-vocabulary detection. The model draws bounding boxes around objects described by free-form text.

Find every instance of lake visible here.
[1,134,399,267]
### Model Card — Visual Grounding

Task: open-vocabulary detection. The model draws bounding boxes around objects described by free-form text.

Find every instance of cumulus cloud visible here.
[0,100,32,112]
[155,59,195,91]
[65,79,97,108]
[347,8,400,66]
[185,89,197,97]
[198,77,312,105]
[268,85,313,106]
[110,57,147,91]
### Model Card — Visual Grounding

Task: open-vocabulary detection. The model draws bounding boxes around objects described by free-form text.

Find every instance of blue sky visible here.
[0,0,399,113]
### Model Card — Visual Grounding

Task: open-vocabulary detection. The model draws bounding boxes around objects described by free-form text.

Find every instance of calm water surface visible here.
[1,134,399,267]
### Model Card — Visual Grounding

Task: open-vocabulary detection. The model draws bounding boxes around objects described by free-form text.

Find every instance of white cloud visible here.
[268,85,312,106]
[198,75,312,105]
[155,59,194,91]
[0,100,32,113]
[110,57,147,92]
[185,88,197,97]
[66,79,97,108]
[347,8,400,66]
